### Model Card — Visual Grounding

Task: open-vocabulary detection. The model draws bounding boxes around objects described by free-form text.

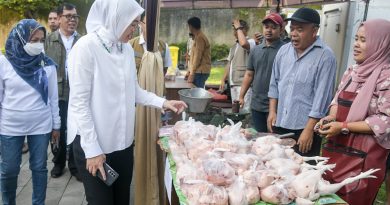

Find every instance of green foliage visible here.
[211,44,229,61]
[0,0,63,19]
[170,42,187,55]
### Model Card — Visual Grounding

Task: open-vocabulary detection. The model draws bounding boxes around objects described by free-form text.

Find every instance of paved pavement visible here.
[0,149,135,205]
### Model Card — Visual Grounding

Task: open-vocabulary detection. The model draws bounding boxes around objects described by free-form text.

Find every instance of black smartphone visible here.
[97,162,119,186]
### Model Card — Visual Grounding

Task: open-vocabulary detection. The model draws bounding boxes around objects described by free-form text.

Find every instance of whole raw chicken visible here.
[202,156,236,186]
[168,119,380,205]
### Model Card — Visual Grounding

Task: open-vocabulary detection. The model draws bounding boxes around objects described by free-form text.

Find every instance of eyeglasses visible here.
[61,14,80,21]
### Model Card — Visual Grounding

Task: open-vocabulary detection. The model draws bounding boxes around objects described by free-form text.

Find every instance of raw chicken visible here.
[317,168,379,196]
[256,170,280,188]
[260,183,295,205]
[181,180,228,205]
[266,158,301,176]
[223,152,260,174]
[290,162,335,200]
[227,177,248,205]
[241,166,261,204]
[198,183,229,205]
[168,140,188,165]
[214,121,252,154]
[168,118,381,205]
[251,140,273,157]
[183,137,214,162]
[176,161,205,184]
[202,156,236,186]
[261,144,288,161]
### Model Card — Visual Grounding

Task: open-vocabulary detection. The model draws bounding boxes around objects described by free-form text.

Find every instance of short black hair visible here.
[49,9,58,15]
[188,17,201,30]
[57,3,76,15]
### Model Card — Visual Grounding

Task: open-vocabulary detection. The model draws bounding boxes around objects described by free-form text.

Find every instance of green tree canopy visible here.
[0,0,62,19]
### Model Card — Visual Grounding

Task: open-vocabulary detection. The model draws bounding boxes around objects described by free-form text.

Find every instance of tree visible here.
[0,0,64,19]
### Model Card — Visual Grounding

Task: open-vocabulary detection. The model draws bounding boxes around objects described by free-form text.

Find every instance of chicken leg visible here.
[317,168,380,195]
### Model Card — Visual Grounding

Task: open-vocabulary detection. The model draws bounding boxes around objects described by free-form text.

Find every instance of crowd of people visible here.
[0,0,389,204]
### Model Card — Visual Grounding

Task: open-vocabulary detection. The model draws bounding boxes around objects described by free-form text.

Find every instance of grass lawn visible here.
[377,183,387,204]
[206,66,225,85]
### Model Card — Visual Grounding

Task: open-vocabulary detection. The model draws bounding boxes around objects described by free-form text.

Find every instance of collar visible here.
[262,38,283,49]
[294,37,323,59]
[59,29,78,40]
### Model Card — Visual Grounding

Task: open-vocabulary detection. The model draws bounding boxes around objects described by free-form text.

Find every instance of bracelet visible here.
[235,27,243,31]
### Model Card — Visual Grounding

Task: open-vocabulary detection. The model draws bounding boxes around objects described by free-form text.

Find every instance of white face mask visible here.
[23,42,44,56]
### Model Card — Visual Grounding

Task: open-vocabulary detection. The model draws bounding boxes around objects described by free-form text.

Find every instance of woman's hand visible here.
[163,100,187,114]
[318,121,343,138]
[314,115,336,132]
[86,154,106,179]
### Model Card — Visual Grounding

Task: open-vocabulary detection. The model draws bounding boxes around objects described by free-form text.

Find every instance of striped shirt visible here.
[268,37,337,130]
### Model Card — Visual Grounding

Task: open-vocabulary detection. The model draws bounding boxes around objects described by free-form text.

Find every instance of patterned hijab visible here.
[5,19,56,104]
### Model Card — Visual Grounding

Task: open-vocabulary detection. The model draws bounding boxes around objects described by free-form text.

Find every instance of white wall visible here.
[341,0,390,74]
[366,0,390,20]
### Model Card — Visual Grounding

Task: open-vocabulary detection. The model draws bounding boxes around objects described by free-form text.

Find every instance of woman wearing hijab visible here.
[0,19,61,204]
[316,19,390,204]
[66,0,186,204]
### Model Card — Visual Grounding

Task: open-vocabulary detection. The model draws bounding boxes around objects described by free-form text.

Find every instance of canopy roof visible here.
[160,0,349,9]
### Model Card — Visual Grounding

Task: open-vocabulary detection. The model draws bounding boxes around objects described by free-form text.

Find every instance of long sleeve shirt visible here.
[268,38,337,130]
[0,55,61,135]
[67,33,166,158]
[190,31,211,74]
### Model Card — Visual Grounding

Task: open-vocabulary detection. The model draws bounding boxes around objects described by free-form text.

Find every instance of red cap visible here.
[262,13,284,27]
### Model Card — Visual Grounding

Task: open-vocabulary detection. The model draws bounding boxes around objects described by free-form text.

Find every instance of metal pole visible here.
[363,0,370,21]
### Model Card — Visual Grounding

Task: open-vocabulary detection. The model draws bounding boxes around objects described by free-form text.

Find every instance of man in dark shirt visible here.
[239,13,285,132]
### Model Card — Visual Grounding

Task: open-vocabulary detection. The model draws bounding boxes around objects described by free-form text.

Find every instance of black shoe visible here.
[71,172,82,182]
[51,165,64,178]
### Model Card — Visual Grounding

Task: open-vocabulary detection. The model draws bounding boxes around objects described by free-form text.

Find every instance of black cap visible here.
[286,7,320,25]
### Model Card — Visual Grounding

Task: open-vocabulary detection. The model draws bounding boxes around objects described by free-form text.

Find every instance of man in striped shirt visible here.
[268,8,337,157]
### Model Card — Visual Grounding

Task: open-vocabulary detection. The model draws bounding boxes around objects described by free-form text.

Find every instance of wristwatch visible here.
[341,121,350,135]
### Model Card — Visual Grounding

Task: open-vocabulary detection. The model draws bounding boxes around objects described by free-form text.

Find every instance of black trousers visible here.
[273,126,322,157]
[251,110,268,132]
[51,100,77,173]
[73,135,134,205]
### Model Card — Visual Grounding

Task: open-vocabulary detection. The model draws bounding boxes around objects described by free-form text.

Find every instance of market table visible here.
[159,135,348,205]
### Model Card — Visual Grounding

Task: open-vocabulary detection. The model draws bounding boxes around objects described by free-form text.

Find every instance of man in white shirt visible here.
[44,2,82,180]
